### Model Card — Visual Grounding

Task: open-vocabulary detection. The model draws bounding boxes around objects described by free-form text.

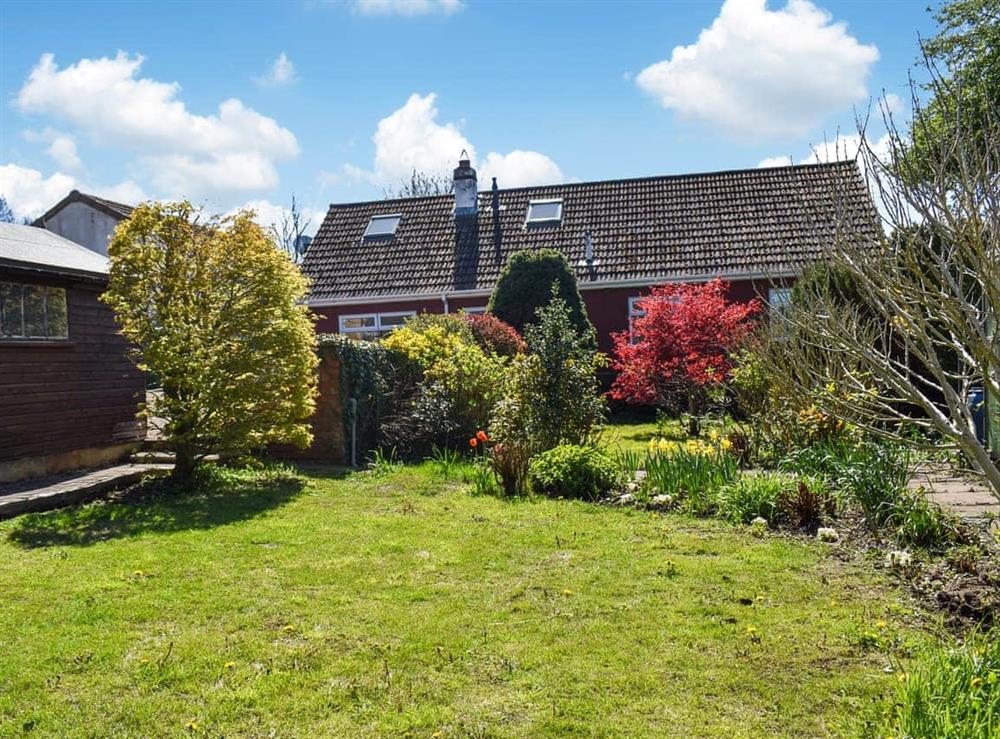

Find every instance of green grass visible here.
[0,462,935,738]
[601,416,733,457]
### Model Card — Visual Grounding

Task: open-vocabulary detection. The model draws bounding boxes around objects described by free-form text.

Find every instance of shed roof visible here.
[0,222,109,280]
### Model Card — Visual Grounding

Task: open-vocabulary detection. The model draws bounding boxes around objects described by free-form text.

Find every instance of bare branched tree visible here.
[766,60,1000,498]
[275,195,311,263]
[382,169,453,199]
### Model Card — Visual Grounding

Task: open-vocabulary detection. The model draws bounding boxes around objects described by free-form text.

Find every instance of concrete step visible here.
[0,463,172,520]
[130,450,175,464]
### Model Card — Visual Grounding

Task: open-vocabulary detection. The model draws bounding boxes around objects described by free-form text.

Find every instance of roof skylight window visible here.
[526,199,563,225]
[363,213,402,240]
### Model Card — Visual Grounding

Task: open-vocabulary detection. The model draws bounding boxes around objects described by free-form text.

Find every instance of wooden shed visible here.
[0,222,145,482]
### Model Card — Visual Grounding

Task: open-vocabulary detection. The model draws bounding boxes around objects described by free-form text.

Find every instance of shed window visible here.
[526,199,563,224]
[339,311,415,340]
[363,214,402,240]
[0,282,68,340]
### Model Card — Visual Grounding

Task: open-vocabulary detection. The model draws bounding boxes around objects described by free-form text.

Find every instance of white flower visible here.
[886,549,912,569]
[749,517,768,537]
[817,527,839,543]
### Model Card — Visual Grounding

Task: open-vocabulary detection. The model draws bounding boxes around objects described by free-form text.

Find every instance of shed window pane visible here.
[23,285,46,338]
[46,287,68,338]
[0,283,23,338]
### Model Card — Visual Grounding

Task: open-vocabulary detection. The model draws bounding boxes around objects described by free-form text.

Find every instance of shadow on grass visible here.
[5,465,341,549]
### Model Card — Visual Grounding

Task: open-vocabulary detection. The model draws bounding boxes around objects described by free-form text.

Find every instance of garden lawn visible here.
[0,464,933,738]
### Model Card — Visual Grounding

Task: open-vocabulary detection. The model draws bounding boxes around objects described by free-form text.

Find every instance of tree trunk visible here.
[170,443,197,487]
[687,395,701,437]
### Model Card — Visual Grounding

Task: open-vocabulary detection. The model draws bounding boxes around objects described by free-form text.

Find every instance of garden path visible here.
[910,466,999,529]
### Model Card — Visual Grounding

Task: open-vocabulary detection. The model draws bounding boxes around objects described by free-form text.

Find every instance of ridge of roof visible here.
[32,189,135,226]
[322,160,860,212]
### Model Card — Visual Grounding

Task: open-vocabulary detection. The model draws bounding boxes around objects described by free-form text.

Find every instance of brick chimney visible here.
[453,150,477,217]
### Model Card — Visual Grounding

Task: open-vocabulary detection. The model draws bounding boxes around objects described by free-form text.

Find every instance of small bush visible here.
[780,477,836,531]
[866,635,1000,739]
[528,445,621,500]
[461,312,526,357]
[719,473,796,525]
[836,439,912,529]
[890,493,965,551]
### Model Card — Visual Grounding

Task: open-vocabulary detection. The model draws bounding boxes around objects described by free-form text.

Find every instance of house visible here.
[302,157,877,352]
[0,222,145,482]
[32,190,134,256]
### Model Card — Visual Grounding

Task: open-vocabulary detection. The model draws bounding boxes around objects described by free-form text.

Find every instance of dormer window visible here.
[526,199,563,225]
[363,214,401,240]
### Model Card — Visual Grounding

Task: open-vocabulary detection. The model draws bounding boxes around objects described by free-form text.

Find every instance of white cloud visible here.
[354,93,563,189]
[757,155,794,168]
[254,52,298,88]
[23,128,83,171]
[758,132,892,169]
[479,151,564,190]
[15,52,299,199]
[233,199,320,237]
[0,163,147,221]
[635,0,879,138]
[0,164,76,220]
[352,0,462,16]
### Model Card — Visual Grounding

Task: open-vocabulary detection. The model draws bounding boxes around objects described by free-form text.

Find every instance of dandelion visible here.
[469,437,478,448]
[897,672,908,682]
[562,588,573,596]
[282,624,296,633]
[876,620,888,630]
[186,721,201,732]
[971,677,983,688]
[224,661,236,670]
[745,626,756,635]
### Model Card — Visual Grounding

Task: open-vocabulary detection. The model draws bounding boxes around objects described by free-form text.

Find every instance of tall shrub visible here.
[104,202,318,484]
[487,249,593,337]
[491,292,606,493]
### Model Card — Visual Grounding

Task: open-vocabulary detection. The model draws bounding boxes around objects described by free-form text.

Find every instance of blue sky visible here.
[0,0,935,231]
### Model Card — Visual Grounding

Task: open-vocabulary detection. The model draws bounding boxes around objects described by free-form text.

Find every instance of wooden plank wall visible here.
[0,276,145,463]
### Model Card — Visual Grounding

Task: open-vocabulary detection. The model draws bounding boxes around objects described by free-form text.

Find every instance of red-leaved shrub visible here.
[461,312,526,357]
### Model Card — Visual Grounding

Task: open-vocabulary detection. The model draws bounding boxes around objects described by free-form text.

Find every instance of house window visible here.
[768,287,792,312]
[338,311,415,340]
[0,282,68,340]
[462,306,487,314]
[363,214,402,240]
[628,295,646,344]
[526,199,563,225]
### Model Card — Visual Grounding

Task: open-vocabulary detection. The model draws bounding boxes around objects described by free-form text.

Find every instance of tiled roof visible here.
[0,222,109,279]
[302,161,878,302]
[33,190,134,226]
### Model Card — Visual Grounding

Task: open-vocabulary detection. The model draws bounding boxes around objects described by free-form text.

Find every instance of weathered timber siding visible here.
[0,271,145,479]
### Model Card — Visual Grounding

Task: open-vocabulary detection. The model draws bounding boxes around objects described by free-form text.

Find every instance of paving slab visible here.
[0,463,172,520]
[910,467,1000,527]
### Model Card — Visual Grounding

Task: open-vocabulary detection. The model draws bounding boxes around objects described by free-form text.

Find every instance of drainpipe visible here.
[441,293,450,314]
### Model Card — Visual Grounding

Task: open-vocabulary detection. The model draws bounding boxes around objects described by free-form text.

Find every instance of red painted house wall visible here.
[311,278,787,354]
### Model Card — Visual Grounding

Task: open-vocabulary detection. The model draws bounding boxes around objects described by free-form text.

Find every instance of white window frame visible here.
[462,306,487,314]
[362,213,402,240]
[768,287,792,311]
[628,295,647,344]
[525,198,563,225]
[338,310,415,339]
